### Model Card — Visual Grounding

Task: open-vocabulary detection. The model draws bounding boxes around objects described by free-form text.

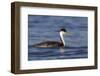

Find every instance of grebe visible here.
[33,28,69,48]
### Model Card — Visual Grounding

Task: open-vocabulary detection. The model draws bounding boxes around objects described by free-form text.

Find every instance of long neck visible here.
[60,32,65,46]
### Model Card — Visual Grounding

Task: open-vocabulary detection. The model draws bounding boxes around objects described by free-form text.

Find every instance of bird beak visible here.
[65,32,71,35]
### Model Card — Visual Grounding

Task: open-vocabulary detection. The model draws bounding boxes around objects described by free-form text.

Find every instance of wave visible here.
[28,45,87,49]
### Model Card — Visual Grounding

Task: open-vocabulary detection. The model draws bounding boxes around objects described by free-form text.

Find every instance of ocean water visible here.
[28,15,88,61]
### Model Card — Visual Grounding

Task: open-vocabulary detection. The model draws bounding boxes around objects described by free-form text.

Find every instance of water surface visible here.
[28,15,88,61]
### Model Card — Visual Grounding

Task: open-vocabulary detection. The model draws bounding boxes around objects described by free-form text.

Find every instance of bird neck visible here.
[60,32,65,46]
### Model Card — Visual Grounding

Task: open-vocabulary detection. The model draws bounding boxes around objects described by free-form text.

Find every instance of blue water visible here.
[28,15,88,61]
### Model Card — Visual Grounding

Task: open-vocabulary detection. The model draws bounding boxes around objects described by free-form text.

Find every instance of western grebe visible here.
[33,28,69,48]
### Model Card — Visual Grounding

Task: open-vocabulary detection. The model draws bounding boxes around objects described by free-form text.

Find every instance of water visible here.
[28,15,88,61]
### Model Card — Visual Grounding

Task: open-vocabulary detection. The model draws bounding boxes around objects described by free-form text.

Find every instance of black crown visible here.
[60,28,67,32]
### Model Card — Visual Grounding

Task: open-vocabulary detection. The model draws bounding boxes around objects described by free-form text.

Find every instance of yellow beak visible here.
[65,32,71,35]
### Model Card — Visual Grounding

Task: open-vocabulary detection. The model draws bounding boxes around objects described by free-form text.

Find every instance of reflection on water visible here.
[28,46,88,60]
[59,48,65,54]
[28,15,88,61]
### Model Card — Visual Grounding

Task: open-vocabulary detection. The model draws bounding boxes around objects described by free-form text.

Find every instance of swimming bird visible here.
[33,28,70,48]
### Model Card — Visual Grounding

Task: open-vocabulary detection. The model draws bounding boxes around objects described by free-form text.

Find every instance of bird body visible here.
[33,41,63,48]
[33,28,69,48]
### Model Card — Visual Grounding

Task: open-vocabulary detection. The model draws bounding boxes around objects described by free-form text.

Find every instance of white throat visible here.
[60,31,66,46]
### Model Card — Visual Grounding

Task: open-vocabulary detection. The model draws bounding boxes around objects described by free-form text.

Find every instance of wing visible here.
[33,41,61,48]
